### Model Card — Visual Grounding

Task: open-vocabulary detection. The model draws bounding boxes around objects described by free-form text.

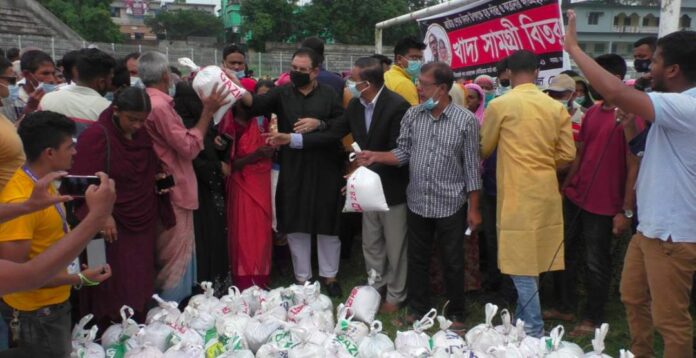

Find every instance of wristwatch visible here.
[623,209,634,219]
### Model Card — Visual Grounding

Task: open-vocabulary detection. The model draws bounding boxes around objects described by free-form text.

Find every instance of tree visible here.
[240,0,296,51]
[145,9,224,41]
[37,0,122,43]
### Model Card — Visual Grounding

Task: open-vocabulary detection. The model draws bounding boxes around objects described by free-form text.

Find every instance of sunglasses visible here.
[0,76,17,85]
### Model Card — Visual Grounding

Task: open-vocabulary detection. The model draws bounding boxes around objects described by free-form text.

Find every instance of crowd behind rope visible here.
[0,10,694,357]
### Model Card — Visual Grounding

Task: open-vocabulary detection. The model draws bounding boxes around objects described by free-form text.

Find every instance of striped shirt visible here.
[393,102,482,218]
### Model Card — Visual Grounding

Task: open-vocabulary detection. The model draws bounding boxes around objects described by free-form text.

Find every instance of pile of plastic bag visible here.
[70,281,634,358]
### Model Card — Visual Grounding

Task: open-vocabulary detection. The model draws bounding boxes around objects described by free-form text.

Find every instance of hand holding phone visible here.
[156,174,175,193]
[59,175,100,198]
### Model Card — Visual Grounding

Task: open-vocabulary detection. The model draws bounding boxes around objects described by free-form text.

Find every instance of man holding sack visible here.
[265,57,411,312]
[357,62,482,331]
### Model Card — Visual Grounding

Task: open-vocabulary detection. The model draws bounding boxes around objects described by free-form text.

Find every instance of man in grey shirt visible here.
[358,62,482,330]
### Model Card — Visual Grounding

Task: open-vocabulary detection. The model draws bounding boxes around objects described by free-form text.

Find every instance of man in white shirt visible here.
[39,49,114,125]
[566,11,696,358]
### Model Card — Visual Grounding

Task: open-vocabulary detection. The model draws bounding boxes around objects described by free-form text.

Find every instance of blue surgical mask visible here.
[574,96,585,106]
[423,88,440,110]
[104,91,114,102]
[8,85,19,102]
[406,60,422,78]
[130,76,144,88]
[346,80,369,98]
[485,91,496,104]
[38,83,58,93]
[235,70,246,79]
[168,84,176,97]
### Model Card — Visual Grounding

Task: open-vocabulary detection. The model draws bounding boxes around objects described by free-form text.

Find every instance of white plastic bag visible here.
[432,315,467,355]
[189,281,220,313]
[334,304,370,345]
[163,342,204,357]
[544,326,584,358]
[103,306,141,352]
[216,286,251,316]
[487,344,526,358]
[358,321,395,358]
[166,308,205,349]
[495,309,514,340]
[123,343,164,358]
[394,309,436,355]
[584,324,612,358]
[619,349,634,358]
[71,315,106,358]
[146,295,181,325]
[142,321,173,353]
[266,287,295,312]
[343,166,389,213]
[240,285,268,315]
[344,269,382,323]
[244,316,283,353]
[215,313,251,340]
[465,303,505,353]
[510,319,541,357]
[217,349,254,358]
[324,334,360,357]
[192,66,247,125]
[255,343,289,358]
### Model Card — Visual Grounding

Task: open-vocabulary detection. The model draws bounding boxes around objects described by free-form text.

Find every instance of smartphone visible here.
[156,175,175,191]
[60,175,100,197]
[86,238,107,268]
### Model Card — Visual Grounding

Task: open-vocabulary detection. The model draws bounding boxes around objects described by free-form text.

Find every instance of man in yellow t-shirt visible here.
[0,111,111,357]
[384,36,425,106]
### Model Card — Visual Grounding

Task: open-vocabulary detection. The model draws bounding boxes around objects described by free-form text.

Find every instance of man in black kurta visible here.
[239,48,345,296]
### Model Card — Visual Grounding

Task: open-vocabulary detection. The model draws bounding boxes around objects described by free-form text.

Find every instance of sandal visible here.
[568,320,595,338]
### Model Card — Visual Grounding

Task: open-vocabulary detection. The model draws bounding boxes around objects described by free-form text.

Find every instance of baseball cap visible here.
[544,74,576,93]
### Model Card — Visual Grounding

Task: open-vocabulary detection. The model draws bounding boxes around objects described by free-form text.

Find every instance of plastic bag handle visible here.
[370,320,383,335]
[119,305,134,327]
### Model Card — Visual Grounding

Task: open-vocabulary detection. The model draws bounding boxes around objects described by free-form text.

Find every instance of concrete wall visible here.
[6,0,84,43]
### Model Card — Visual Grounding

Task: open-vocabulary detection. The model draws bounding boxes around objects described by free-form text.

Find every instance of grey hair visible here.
[137,51,170,86]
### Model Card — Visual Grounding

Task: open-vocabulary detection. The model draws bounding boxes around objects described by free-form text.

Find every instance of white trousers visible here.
[287,233,341,281]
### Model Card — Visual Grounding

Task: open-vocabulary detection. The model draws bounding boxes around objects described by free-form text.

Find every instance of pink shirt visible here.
[145,88,204,210]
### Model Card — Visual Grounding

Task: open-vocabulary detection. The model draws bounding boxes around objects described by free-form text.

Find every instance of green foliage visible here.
[240,0,443,51]
[145,9,224,41]
[37,0,122,43]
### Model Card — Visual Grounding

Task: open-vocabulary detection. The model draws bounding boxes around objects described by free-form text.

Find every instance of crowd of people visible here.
[0,9,693,357]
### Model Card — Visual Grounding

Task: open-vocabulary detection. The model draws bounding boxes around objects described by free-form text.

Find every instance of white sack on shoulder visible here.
[192,66,247,125]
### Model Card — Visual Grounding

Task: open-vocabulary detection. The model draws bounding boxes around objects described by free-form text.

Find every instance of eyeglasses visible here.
[0,76,17,85]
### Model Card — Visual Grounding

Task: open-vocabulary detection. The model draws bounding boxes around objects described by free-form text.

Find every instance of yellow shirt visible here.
[480,83,575,276]
[0,169,70,311]
[384,65,419,106]
[0,114,25,191]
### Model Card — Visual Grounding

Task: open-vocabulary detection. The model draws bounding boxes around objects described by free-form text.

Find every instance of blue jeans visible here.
[512,275,544,338]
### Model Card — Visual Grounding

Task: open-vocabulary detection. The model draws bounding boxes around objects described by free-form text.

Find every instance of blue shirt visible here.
[317,68,345,97]
[638,87,696,242]
[360,86,384,133]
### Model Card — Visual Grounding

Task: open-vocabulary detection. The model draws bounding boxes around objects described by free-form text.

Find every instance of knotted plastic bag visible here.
[619,349,634,358]
[544,326,584,358]
[584,324,612,358]
[71,314,106,358]
[394,308,436,355]
[494,309,514,341]
[103,306,142,356]
[240,285,268,315]
[166,307,205,349]
[324,334,360,357]
[146,295,181,325]
[357,321,395,358]
[244,316,283,353]
[215,286,251,317]
[189,281,220,313]
[465,303,505,353]
[123,343,164,358]
[191,65,247,125]
[334,304,370,345]
[432,315,466,355]
[162,341,204,358]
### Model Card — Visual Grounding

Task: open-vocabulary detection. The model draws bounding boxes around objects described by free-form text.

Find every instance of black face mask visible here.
[290,70,311,88]
[634,59,651,73]
[499,79,511,87]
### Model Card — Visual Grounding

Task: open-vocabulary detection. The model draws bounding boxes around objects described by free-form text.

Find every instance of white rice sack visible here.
[266,287,295,312]
[432,316,467,355]
[288,342,325,358]
[495,309,514,341]
[166,309,205,349]
[189,281,220,313]
[394,309,436,355]
[324,334,359,357]
[466,303,505,353]
[510,320,542,357]
[544,326,584,358]
[619,350,634,358]
[142,322,174,353]
[147,295,181,325]
[162,342,204,358]
[334,304,369,345]
[288,303,313,324]
[204,331,247,358]
[259,300,289,322]
[309,293,333,314]
[182,306,216,340]
[290,281,321,305]
[487,344,526,358]
[343,269,381,323]
[192,66,247,125]
[215,313,251,338]
[358,321,395,358]
[217,349,254,358]
[102,306,141,349]
[297,309,333,333]
[379,351,409,358]
[244,317,283,353]
[584,324,612,358]
[343,166,389,213]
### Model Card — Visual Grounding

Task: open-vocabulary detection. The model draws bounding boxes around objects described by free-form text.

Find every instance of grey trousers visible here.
[0,299,71,358]
[362,203,408,304]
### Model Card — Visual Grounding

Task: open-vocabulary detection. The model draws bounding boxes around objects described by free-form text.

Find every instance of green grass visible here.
[269,234,677,356]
